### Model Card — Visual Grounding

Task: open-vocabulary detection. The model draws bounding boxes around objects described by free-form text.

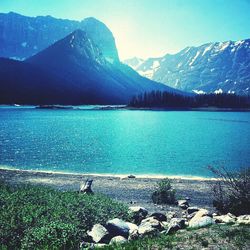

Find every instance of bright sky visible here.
[1,0,250,60]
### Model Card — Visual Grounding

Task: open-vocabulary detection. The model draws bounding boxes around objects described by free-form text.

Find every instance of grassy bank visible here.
[1,181,249,250]
[0,182,130,249]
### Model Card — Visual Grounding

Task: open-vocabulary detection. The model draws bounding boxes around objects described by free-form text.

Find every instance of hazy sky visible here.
[1,0,250,60]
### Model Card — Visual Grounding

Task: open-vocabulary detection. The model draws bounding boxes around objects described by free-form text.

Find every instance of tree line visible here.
[129,91,250,108]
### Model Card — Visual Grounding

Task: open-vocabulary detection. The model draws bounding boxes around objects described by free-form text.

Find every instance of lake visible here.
[0,107,249,178]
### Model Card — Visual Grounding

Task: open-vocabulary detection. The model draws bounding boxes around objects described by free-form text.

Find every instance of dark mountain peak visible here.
[71,29,88,38]
[0,12,120,63]
[27,28,106,67]
[82,17,104,25]
[7,11,20,16]
[81,17,120,64]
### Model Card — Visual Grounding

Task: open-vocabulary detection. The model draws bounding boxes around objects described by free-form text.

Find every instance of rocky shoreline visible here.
[0,168,249,248]
[0,168,216,214]
[81,203,250,248]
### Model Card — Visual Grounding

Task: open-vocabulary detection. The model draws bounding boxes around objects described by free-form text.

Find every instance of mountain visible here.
[0,58,75,104]
[0,12,119,63]
[124,39,250,95]
[0,29,178,105]
[123,57,145,70]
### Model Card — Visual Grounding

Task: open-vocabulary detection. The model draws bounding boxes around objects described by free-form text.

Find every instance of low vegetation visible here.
[103,224,250,250]
[209,166,250,215]
[0,182,130,249]
[1,170,250,250]
[129,91,250,108]
[151,178,176,205]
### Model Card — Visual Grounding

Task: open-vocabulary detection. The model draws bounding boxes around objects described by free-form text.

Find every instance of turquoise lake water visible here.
[0,107,249,177]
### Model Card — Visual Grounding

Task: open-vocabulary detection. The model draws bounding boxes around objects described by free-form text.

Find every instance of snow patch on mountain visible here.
[214,89,223,94]
[189,51,200,66]
[202,44,212,56]
[193,89,206,94]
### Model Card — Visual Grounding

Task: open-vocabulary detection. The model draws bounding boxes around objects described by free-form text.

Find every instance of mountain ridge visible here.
[1,28,181,105]
[124,39,250,95]
[0,11,119,63]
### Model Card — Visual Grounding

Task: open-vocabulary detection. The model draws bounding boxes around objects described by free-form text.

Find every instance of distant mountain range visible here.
[0,12,181,105]
[124,39,250,95]
[0,12,119,63]
[1,12,248,105]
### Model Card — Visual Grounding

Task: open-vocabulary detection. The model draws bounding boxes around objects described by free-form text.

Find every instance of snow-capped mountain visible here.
[0,12,119,63]
[124,40,250,95]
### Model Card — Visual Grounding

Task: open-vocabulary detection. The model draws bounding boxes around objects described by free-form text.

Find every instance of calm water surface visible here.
[0,107,249,177]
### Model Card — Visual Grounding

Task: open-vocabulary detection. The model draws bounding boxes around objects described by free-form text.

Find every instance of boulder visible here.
[127,175,136,179]
[94,243,107,248]
[150,212,167,222]
[166,211,177,220]
[194,208,211,217]
[110,236,127,244]
[187,207,200,214]
[138,224,159,236]
[138,217,162,235]
[80,241,95,249]
[80,241,107,248]
[129,206,148,224]
[189,209,214,228]
[106,218,130,238]
[128,229,140,241]
[160,221,169,230]
[189,216,214,228]
[237,215,250,225]
[166,218,186,234]
[177,200,189,209]
[140,217,162,228]
[186,211,198,220]
[87,224,110,243]
[214,213,236,224]
[125,222,138,234]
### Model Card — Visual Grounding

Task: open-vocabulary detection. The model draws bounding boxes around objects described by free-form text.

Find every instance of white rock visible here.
[138,224,158,235]
[161,221,169,230]
[166,218,186,234]
[194,209,210,217]
[188,209,214,228]
[129,206,148,215]
[129,206,148,223]
[187,207,200,214]
[87,224,109,243]
[138,217,162,235]
[178,200,189,209]
[106,218,130,238]
[237,215,250,225]
[109,235,127,244]
[140,217,161,228]
[128,229,139,241]
[189,216,214,228]
[166,211,177,220]
[125,222,138,233]
[214,213,236,224]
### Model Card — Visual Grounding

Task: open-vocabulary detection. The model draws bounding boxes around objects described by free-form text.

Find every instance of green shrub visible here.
[0,182,130,249]
[209,166,250,215]
[151,178,176,205]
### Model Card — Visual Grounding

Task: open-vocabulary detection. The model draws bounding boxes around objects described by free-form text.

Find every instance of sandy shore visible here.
[0,168,217,214]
